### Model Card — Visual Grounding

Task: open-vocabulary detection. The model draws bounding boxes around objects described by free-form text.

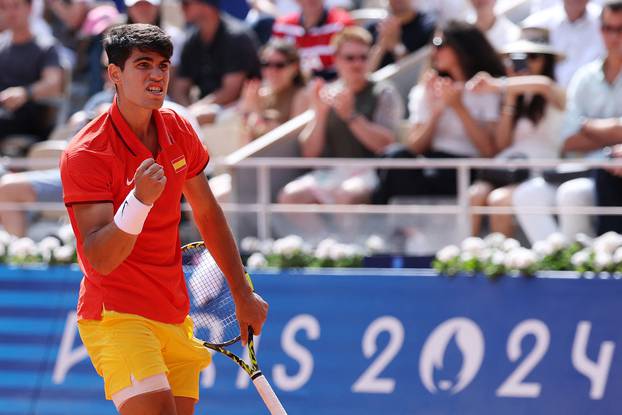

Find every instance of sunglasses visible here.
[601,24,622,34]
[260,60,291,69]
[339,53,367,63]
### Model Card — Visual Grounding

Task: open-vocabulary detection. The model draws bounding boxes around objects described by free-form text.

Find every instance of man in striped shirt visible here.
[272,0,353,80]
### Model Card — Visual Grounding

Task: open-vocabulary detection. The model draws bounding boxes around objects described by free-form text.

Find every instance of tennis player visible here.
[60,23,268,415]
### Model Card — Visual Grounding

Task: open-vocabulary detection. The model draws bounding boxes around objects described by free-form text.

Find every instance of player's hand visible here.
[235,291,269,346]
[133,158,166,205]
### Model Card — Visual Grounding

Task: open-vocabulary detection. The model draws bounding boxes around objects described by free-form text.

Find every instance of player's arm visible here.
[183,172,268,345]
[72,158,166,275]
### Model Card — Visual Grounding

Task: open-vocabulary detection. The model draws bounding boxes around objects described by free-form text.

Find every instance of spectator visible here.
[372,21,505,205]
[468,31,565,236]
[272,0,353,80]
[0,0,64,150]
[172,0,260,125]
[125,0,185,70]
[246,0,353,44]
[239,38,308,143]
[513,0,622,242]
[40,0,92,67]
[367,0,436,71]
[278,26,403,205]
[522,0,605,87]
[468,0,520,50]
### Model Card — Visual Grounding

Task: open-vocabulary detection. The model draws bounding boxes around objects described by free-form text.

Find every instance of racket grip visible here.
[252,374,287,415]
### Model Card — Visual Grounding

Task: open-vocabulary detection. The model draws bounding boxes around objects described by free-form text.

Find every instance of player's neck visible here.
[117,96,154,143]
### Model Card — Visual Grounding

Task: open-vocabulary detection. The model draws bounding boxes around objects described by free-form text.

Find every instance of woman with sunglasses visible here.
[239,39,308,143]
[467,33,565,236]
[372,21,505,205]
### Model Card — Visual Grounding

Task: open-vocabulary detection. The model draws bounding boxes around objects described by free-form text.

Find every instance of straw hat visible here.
[499,27,565,61]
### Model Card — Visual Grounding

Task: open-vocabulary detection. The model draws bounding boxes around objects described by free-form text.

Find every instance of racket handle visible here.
[252,374,287,415]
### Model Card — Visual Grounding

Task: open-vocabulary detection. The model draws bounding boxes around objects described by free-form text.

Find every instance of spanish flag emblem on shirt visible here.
[172,155,187,173]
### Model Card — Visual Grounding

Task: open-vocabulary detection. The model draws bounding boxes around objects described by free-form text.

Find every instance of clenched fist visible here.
[133,158,166,205]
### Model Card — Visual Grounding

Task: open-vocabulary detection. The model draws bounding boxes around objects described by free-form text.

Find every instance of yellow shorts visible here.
[78,310,212,401]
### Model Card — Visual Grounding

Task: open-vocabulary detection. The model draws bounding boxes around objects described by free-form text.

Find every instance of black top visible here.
[178,14,261,98]
[0,35,61,91]
[367,11,436,69]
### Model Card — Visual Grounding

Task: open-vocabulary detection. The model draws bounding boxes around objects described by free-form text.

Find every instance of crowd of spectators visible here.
[0,0,620,249]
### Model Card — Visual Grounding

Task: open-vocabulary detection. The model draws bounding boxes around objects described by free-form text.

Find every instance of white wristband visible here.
[113,190,152,235]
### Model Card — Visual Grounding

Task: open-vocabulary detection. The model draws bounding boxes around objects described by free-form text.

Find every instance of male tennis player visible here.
[60,24,268,415]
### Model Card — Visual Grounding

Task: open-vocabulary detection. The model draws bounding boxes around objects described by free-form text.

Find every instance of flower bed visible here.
[242,235,387,269]
[433,232,622,278]
[0,225,77,265]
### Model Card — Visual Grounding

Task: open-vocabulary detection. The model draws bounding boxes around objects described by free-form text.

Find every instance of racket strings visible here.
[182,245,241,345]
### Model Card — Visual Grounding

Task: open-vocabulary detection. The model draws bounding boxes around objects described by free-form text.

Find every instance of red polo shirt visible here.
[60,98,209,324]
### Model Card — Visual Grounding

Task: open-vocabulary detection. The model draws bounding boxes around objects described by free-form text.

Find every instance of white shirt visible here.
[418,0,473,25]
[472,15,521,51]
[408,84,500,156]
[522,2,605,87]
[497,104,564,160]
[561,59,622,158]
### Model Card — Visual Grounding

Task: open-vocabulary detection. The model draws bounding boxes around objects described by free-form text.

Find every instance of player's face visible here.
[110,49,170,110]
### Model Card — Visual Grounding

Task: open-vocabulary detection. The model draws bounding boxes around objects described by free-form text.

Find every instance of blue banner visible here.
[1,266,621,414]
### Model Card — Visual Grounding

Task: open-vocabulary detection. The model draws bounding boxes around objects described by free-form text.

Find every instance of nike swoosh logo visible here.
[126,177,135,186]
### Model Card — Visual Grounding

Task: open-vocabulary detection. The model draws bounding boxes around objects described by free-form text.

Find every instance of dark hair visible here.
[103,23,172,69]
[261,39,306,87]
[602,0,622,19]
[439,21,506,79]
[514,53,556,126]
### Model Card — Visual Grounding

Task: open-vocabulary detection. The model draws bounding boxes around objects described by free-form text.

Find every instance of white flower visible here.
[436,245,460,262]
[315,238,338,259]
[594,252,613,271]
[614,247,622,264]
[0,243,5,257]
[329,243,357,261]
[505,248,537,270]
[533,240,554,259]
[546,232,568,252]
[272,235,304,256]
[53,245,75,263]
[484,232,506,249]
[240,237,261,253]
[476,248,494,262]
[0,230,12,246]
[575,233,593,247]
[571,249,591,267]
[56,224,75,245]
[593,231,622,255]
[365,235,386,254]
[460,252,475,262]
[246,252,268,269]
[38,237,62,262]
[9,237,38,259]
[501,238,521,252]
[259,239,274,255]
[491,250,506,266]
[461,237,486,255]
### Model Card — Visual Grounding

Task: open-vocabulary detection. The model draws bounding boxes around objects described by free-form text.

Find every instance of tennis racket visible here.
[181,241,287,415]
